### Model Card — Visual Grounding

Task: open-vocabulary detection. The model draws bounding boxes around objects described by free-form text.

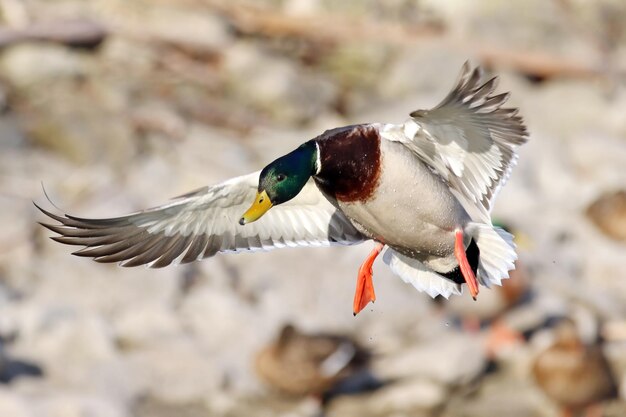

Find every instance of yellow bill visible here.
[239,190,273,225]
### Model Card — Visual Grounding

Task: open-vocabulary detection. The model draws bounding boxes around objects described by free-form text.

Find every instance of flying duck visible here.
[35,62,528,315]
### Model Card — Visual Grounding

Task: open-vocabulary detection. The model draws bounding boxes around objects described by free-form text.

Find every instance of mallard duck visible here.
[531,318,617,417]
[35,62,528,315]
[255,324,371,399]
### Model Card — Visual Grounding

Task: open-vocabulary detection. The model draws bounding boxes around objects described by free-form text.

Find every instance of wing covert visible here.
[381,62,528,222]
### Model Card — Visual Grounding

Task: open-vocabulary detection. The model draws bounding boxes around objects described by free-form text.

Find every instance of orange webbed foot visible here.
[454,229,479,300]
[353,243,384,316]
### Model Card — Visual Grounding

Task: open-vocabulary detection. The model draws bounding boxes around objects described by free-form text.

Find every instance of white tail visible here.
[383,248,463,298]
[382,223,517,299]
[465,222,517,288]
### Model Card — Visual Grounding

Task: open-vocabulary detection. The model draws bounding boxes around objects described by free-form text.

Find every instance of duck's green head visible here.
[239,141,317,225]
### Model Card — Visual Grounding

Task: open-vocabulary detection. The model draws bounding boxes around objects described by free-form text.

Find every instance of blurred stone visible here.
[9,309,116,383]
[568,135,626,199]
[224,42,338,124]
[0,354,43,383]
[34,393,130,417]
[177,285,263,393]
[283,0,322,16]
[0,114,26,150]
[16,256,179,319]
[113,305,182,351]
[123,339,222,404]
[373,331,487,386]
[0,44,86,89]
[442,373,546,417]
[96,1,232,52]
[369,379,446,414]
[605,401,626,417]
[379,46,463,103]
[99,37,159,76]
[131,102,187,142]
[17,77,137,166]
[0,389,30,417]
[319,43,392,116]
[328,378,445,417]
[523,81,625,141]
[0,0,29,27]
[133,396,209,417]
[586,190,626,242]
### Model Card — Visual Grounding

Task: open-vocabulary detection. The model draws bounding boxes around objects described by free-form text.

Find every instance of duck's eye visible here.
[277,174,286,182]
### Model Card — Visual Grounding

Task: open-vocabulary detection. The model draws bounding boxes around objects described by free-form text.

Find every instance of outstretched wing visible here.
[381,62,528,222]
[36,172,364,268]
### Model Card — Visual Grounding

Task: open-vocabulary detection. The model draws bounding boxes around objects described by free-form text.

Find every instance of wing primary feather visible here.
[180,234,209,264]
[116,235,177,266]
[151,236,193,268]
[477,93,510,112]
[72,230,153,258]
[202,235,224,258]
[51,227,144,246]
[41,222,134,239]
[34,203,101,229]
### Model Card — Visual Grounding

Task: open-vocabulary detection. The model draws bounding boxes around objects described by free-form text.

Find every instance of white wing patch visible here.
[381,62,528,223]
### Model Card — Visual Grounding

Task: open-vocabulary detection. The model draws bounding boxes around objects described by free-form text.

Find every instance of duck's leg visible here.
[454,229,480,300]
[353,242,384,316]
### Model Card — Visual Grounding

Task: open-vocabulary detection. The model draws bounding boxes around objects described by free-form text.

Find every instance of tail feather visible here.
[466,222,517,288]
[383,249,462,298]
[383,223,517,299]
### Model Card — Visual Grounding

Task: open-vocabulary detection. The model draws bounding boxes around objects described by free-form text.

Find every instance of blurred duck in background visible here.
[586,190,626,242]
[531,317,618,417]
[255,324,379,406]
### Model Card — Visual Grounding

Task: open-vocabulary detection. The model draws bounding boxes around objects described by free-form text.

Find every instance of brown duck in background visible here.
[255,324,376,403]
[586,190,626,242]
[531,318,618,417]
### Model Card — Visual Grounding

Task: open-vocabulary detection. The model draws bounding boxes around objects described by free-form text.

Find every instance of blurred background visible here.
[1,0,626,416]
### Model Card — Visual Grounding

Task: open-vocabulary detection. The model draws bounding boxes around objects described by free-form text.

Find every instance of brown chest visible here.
[313,124,381,203]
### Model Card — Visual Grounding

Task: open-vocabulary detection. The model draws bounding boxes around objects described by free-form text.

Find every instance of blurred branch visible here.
[473,45,601,79]
[156,49,222,90]
[179,97,263,134]
[208,1,444,45]
[208,1,608,80]
[0,19,108,49]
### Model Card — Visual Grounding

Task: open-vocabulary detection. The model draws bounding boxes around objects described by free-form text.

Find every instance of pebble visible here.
[0,44,86,89]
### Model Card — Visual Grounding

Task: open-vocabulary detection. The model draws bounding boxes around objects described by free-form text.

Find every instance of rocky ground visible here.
[1,0,626,416]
